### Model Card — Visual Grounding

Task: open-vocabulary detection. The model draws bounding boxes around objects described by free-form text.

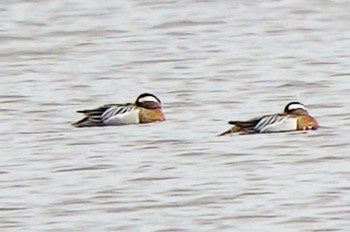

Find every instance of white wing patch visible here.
[255,115,297,133]
[101,105,140,125]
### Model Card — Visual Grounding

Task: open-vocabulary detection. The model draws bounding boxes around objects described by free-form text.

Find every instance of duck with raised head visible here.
[218,102,318,136]
[72,93,165,127]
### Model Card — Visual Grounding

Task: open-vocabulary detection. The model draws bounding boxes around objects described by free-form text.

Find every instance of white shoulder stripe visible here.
[103,108,140,125]
[101,105,135,121]
[255,115,289,132]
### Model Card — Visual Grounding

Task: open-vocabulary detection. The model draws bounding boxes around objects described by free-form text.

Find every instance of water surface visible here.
[1,0,350,231]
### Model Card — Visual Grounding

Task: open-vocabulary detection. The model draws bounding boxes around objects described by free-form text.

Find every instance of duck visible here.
[218,102,318,136]
[72,93,165,127]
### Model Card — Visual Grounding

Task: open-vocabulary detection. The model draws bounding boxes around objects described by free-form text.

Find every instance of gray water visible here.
[1,0,350,231]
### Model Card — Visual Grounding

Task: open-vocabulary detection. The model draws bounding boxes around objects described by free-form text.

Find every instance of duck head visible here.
[135,93,162,109]
[284,101,309,115]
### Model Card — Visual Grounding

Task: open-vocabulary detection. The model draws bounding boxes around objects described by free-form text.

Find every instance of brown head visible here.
[135,93,162,109]
[284,101,309,116]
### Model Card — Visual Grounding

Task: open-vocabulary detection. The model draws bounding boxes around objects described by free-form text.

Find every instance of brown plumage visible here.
[72,93,165,127]
[219,102,318,136]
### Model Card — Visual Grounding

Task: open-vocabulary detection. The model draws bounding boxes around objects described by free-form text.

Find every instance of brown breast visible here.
[139,108,165,123]
[297,115,318,130]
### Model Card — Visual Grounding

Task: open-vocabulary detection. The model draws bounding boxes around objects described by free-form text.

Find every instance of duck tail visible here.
[218,126,242,136]
[71,117,89,127]
[71,117,103,128]
[218,129,232,136]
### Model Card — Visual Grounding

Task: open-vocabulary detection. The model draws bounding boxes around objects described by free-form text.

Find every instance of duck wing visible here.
[254,114,295,133]
[73,103,135,127]
[229,118,260,128]
[77,104,130,116]
[100,104,136,122]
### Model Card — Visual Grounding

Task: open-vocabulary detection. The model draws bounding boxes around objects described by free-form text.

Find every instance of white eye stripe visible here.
[288,103,307,111]
[138,96,159,103]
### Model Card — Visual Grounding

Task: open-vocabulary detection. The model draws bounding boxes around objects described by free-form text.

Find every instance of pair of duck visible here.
[72,93,318,135]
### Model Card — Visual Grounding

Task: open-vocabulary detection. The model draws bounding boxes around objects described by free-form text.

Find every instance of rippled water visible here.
[1,0,350,231]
